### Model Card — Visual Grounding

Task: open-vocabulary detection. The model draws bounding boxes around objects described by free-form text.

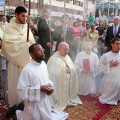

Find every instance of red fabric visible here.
[65,95,120,120]
[73,27,80,41]
[73,27,80,36]
[80,95,112,120]
[0,100,7,120]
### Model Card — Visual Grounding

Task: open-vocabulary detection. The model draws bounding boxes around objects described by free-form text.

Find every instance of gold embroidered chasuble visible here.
[1,17,35,67]
[47,51,82,113]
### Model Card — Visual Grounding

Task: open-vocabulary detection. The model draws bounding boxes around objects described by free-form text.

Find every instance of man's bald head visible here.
[58,42,69,49]
[58,42,69,57]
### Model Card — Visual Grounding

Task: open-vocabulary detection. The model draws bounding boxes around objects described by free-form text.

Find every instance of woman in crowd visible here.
[96,20,106,57]
[72,21,81,61]
[88,25,99,53]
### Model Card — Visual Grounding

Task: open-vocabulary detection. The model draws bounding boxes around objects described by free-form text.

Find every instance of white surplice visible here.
[16,60,68,120]
[99,51,120,105]
[74,51,99,95]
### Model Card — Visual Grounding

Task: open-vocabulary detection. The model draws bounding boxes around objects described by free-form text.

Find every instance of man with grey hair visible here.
[104,16,120,52]
[47,42,82,113]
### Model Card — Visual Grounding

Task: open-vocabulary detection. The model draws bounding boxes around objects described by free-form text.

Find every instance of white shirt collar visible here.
[31,59,42,66]
[114,24,119,28]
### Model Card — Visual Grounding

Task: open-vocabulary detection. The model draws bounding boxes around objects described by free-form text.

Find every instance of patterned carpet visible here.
[0,70,8,120]
[65,95,120,120]
[0,100,7,120]
[0,95,120,120]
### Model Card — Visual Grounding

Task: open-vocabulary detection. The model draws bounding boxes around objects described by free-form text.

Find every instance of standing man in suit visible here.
[104,16,120,52]
[53,14,74,60]
[38,9,55,62]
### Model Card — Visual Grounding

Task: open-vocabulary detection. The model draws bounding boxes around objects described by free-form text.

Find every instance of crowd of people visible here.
[30,10,117,61]
[0,6,120,120]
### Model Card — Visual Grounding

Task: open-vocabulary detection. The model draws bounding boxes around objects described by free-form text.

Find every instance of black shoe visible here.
[5,104,17,118]
[17,101,24,111]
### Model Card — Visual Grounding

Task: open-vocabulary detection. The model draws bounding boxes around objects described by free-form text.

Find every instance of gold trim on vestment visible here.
[56,60,67,112]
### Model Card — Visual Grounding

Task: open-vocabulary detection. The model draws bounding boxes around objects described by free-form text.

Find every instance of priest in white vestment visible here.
[99,38,120,105]
[47,42,82,113]
[0,27,3,39]
[1,6,35,107]
[0,16,8,70]
[0,16,8,31]
[16,44,68,120]
[74,41,99,95]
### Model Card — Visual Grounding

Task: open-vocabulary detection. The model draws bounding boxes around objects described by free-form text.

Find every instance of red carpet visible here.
[1,95,120,120]
[65,94,120,120]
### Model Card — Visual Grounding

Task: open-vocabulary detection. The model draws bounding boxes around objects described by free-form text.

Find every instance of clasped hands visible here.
[109,60,119,67]
[40,83,54,95]
[99,35,104,40]
[66,67,70,73]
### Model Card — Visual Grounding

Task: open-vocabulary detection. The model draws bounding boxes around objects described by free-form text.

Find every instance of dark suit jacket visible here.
[53,25,74,51]
[38,17,54,48]
[105,25,120,51]
[37,17,55,62]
